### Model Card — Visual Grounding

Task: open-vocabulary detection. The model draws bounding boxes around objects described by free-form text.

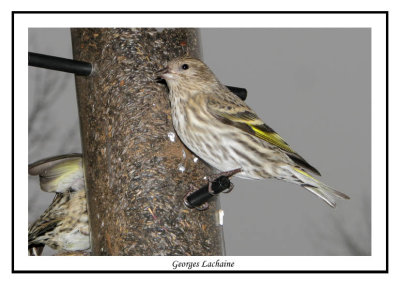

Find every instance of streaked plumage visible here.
[28,154,90,255]
[159,57,350,207]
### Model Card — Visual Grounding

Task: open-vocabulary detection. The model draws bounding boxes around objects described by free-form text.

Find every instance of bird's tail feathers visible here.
[291,167,350,208]
[28,245,44,256]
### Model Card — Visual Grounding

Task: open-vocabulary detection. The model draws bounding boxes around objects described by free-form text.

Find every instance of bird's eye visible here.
[181,64,189,70]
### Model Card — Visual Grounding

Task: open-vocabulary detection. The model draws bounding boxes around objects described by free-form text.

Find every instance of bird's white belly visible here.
[171,105,275,180]
[61,229,90,251]
[174,124,258,179]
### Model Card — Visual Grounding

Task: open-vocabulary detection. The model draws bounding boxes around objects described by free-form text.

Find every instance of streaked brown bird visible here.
[158,57,350,207]
[28,154,90,256]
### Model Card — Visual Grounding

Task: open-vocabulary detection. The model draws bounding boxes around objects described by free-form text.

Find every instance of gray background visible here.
[29,28,371,256]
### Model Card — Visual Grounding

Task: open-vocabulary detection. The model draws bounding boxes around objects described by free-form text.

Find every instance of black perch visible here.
[28,52,93,76]
[28,52,247,100]
[184,176,232,209]
[225,85,247,101]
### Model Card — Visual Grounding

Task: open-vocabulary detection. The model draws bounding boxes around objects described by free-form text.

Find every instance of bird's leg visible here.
[207,168,242,195]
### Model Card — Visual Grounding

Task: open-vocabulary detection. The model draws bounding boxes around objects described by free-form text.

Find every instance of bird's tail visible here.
[289,167,350,208]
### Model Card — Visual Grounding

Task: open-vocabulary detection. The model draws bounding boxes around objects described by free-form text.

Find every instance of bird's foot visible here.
[207,168,242,195]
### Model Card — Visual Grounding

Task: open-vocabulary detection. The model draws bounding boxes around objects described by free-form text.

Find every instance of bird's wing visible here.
[28,192,65,247]
[28,218,62,244]
[29,154,84,193]
[207,94,321,176]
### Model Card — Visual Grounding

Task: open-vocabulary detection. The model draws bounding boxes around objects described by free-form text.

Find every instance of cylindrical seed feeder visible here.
[71,28,225,256]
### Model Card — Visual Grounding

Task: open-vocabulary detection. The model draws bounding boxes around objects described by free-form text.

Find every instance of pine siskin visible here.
[28,154,90,255]
[158,57,350,207]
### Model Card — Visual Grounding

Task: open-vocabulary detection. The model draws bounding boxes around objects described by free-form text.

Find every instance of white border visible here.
[14,13,386,271]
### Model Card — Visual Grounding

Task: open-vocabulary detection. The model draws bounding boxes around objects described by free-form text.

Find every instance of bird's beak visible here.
[156,67,174,80]
[156,67,169,78]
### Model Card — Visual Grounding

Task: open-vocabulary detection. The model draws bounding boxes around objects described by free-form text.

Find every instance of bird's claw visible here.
[207,168,242,195]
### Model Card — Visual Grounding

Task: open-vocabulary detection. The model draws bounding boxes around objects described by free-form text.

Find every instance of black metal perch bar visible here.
[184,168,242,210]
[28,52,93,76]
[225,85,247,101]
[28,52,247,100]
[184,176,232,210]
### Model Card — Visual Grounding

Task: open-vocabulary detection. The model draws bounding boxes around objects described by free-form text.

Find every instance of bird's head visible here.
[157,57,220,91]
